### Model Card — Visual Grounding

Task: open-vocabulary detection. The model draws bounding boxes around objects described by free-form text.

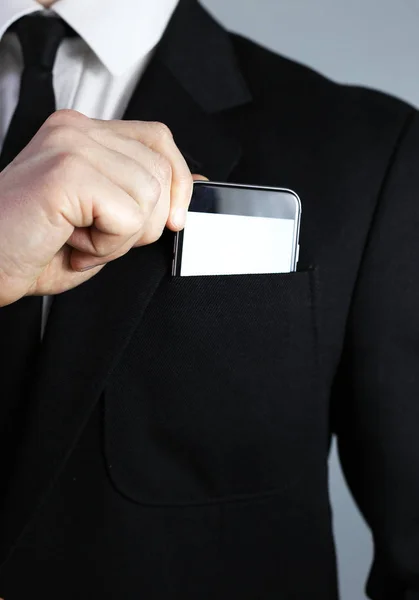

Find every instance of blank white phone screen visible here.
[180,211,295,276]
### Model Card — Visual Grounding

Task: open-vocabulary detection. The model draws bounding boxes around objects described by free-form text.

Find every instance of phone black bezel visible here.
[172,181,302,277]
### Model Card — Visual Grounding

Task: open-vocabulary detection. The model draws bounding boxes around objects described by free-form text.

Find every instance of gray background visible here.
[201,1,418,599]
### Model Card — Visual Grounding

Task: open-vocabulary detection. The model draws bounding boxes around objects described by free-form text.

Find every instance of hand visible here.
[0,109,201,307]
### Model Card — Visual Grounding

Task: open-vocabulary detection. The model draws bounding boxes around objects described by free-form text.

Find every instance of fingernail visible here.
[79,265,97,272]
[171,208,186,229]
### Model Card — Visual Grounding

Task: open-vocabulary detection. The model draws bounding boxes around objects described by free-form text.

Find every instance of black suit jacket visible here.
[1,1,418,598]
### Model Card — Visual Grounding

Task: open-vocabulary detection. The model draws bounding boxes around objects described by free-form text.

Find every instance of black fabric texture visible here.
[0,1,418,598]
[104,269,319,505]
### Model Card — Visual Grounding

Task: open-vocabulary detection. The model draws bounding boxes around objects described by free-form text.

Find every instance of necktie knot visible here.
[0,14,78,171]
[10,14,77,71]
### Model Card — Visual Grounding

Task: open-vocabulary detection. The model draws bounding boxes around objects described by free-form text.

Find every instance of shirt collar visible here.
[0,0,180,76]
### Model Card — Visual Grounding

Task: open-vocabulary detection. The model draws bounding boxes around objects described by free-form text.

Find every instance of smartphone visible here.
[172,181,301,277]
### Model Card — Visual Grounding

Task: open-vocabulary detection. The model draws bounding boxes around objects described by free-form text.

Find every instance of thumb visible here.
[166,174,209,231]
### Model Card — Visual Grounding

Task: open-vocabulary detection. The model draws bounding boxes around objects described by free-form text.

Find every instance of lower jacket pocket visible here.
[104,268,323,505]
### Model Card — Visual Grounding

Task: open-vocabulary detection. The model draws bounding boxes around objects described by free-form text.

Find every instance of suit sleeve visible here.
[332,108,419,600]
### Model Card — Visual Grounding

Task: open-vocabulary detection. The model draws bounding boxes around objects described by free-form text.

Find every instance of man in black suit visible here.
[0,0,418,598]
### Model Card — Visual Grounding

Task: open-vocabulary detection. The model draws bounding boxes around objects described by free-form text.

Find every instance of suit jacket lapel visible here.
[0,0,252,568]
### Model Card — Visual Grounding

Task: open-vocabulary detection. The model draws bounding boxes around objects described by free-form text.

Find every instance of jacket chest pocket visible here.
[104,269,322,506]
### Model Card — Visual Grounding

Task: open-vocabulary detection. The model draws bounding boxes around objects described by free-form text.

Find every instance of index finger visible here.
[92,119,193,231]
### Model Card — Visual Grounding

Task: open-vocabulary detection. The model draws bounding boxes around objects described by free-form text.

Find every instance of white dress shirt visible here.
[0,0,179,340]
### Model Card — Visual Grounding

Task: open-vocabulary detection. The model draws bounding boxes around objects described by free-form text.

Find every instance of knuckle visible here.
[143,174,162,206]
[129,207,146,235]
[91,235,121,259]
[51,151,83,177]
[149,121,173,142]
[41,124,80,148]
[92,244,111,259]
[102,232,140,261]
[43,111,66,128]
[153,155,172,185]
[140,225,164,247]
[44,109,86,127]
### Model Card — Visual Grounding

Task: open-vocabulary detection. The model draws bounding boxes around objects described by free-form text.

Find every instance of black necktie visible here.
[0,15,77,169]
[0,15,77,483]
